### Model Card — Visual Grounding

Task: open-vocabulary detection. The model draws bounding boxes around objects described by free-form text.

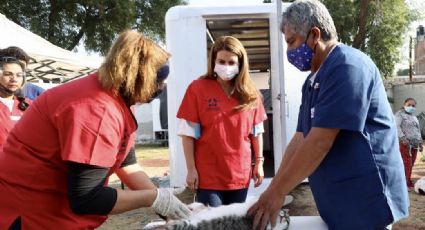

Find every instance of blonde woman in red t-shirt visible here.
[0,31,190,229]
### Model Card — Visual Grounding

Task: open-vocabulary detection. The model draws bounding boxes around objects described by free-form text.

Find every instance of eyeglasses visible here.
[0,70,25,79]
[0,56,19,63]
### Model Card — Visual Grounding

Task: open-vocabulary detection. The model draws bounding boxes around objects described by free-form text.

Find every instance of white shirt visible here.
[0,97,14,113]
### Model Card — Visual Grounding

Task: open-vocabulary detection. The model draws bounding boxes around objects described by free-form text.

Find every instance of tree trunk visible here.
[47,0,58,42]
[66,29,85,51]
[66,5,92,51]
[352,0,371,49]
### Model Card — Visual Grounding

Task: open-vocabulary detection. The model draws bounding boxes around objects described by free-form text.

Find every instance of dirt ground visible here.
[99,145,425,230]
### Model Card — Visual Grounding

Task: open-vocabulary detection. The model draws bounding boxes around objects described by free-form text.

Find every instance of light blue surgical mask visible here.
[404,106,416,114]
[286,31,314,71]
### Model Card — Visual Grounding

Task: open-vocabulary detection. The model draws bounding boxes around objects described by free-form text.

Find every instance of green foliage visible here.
[323,0,413,78]
[135,0,187,41]
[397,68,410,76]
[267,0,414,78]
[365,0,411,78]
[0,0,186,55]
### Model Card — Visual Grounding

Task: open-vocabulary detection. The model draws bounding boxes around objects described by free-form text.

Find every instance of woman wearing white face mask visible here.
[177,36,267,207]
[395,98,423,190]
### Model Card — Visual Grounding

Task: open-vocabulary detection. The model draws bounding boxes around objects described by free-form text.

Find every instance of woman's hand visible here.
[252,162,264,187]
[151,188,192,220]
[186,168,199,191]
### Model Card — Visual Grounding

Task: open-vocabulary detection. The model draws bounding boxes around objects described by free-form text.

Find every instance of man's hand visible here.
[247,186,285,230]
[151,188,192,219]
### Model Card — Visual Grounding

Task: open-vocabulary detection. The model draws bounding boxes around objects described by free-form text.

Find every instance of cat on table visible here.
[144,197,291,230]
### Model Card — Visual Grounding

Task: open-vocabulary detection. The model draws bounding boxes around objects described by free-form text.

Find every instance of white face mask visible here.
[214,64,239,81]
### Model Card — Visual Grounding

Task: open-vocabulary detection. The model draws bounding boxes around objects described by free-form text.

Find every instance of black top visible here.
[67,148,137,215]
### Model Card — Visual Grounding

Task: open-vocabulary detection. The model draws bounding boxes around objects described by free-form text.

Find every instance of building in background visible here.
[415,25,425,75]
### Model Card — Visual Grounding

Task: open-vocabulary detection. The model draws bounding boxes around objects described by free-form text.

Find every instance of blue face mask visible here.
[404,106,416,114]
[286,32,314,71]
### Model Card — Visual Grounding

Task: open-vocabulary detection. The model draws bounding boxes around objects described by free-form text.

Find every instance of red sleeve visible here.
[55,102,122,168]
[253,98,267,125]
[177,82,200,123]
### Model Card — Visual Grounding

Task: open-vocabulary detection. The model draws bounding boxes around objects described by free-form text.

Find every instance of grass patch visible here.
[135,143,169,160]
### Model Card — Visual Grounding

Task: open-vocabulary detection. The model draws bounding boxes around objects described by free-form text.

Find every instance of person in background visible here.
[177,36,267,207]
[395,98,423,190]
[22,83,45,100]
[248,1,408,230]
[0,30,190,229]
[0,46,46,100]
[0,56,30,148]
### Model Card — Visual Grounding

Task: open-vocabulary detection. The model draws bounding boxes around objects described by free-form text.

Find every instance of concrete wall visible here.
[390,83,425,116]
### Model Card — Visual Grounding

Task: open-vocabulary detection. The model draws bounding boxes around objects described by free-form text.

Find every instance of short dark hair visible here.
[0,46,30,64]
[404,98,416,104]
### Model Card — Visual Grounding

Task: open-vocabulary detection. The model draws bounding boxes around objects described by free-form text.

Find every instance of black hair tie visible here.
[17,96,30,111]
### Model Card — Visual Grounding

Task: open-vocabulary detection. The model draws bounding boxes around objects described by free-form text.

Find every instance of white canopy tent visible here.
[0,13,102,83]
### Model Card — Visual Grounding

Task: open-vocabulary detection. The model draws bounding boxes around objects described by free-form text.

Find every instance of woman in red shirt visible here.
[177,36,267,207]
[0,56,30,148]
[0,31,190,229]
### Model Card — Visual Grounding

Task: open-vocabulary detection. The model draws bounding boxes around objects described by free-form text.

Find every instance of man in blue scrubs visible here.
[248,1,409,229]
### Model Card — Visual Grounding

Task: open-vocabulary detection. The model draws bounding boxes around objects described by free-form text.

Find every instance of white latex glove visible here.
[151,188,191,219]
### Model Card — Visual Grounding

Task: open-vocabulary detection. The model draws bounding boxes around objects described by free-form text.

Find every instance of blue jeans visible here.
[196,188,248,207]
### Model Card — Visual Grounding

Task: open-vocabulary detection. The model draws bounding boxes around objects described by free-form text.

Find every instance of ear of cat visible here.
[283,195,294,206]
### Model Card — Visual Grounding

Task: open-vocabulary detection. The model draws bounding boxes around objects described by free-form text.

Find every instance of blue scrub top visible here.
[23,83,45,100]
[297,44,409,230]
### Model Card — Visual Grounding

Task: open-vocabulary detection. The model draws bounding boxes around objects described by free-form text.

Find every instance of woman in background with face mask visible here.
[395,97,423,190]
[177,36,267,207]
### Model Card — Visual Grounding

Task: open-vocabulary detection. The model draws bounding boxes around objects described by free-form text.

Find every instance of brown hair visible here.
[202,36,260,111]
[98,30,170,104]
[0,46,30,66]
[402,97,417,109]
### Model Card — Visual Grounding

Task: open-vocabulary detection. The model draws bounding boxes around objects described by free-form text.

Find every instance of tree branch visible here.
[47,0,58,41]
[65,5,91,51]
[352,0,371,49]
[66,29,85,51]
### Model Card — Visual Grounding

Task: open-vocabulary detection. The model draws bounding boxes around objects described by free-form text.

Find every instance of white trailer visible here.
[165,3,309,188]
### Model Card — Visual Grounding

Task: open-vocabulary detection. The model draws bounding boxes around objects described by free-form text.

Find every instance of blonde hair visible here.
[202,36,260,111]
[98,30,170,103]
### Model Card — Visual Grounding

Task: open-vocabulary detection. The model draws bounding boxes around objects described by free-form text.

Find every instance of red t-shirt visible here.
[177,78,267,190]
[0,97,32,148]
[0,74,136,229]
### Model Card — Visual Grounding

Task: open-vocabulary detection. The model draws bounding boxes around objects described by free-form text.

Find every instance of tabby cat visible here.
[144,198,290,230]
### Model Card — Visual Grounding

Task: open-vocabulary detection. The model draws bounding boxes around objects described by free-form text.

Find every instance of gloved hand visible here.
[151,188,191,220]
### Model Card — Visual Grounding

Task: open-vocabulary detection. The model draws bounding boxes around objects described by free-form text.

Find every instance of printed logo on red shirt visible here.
[207,98,220,110]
